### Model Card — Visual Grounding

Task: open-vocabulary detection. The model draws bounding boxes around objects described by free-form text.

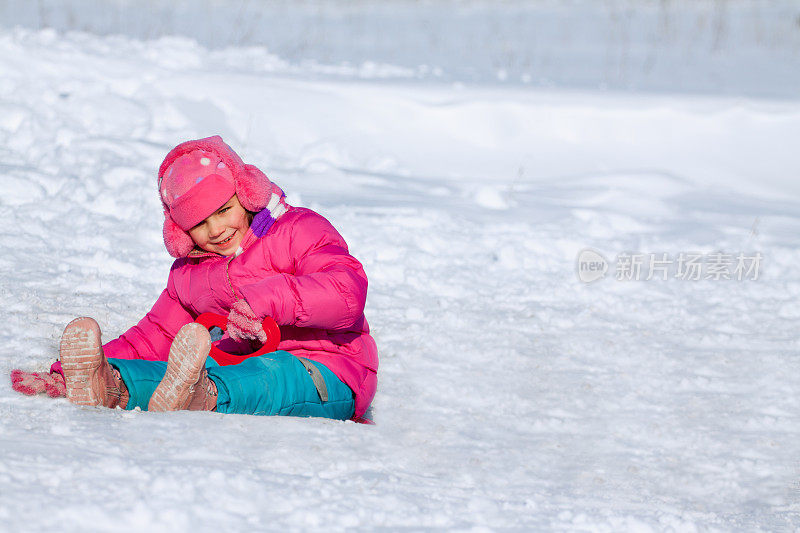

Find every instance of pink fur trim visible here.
[163,208,195,257]
[236,165,271,212]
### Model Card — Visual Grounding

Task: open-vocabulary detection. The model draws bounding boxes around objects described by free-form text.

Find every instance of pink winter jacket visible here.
[102,206,378,418]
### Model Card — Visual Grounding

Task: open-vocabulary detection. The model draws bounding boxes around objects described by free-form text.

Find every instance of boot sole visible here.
[60,317,104,406]
[148,323,211,412]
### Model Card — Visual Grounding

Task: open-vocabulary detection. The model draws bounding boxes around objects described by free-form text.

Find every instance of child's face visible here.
[188,195,250,256]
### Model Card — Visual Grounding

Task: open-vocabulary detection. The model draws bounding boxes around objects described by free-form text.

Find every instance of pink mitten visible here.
[42,371,66,397]
[227,299,268,344]
[11,369,66,398]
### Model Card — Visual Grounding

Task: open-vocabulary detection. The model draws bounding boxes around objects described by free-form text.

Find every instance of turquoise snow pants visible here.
[108,351,355,420]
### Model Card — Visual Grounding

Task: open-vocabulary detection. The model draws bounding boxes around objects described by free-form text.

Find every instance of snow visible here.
[1,3,800,530]
[5,0,800,97]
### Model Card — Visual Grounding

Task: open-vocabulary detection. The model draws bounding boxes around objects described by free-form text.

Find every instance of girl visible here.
[35,136,377,421]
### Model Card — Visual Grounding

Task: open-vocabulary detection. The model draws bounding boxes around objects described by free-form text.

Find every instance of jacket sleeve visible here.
[237,212,368,330]
[102,269,194,361]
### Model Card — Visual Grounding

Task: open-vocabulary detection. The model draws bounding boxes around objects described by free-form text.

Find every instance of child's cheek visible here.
[188,227,206,248]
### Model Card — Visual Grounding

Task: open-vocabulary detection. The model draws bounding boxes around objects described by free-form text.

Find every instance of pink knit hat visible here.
[158,136,285,257]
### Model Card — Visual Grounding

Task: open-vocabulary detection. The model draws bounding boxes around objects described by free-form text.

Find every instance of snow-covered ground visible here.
[5,0,800,97]
[1,5,800,531]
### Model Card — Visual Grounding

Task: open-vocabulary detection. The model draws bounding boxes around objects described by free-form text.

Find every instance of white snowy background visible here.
[1,1,800,530]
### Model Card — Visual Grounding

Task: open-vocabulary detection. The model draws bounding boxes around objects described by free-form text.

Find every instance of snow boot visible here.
[148,323,217,412]
[60,317,128,408]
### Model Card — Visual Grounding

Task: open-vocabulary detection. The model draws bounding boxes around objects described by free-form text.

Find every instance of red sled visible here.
[194,312,375,425]
[194,312,281,366]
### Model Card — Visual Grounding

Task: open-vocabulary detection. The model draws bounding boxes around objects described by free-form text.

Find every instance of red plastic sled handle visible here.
[194,312,281,366]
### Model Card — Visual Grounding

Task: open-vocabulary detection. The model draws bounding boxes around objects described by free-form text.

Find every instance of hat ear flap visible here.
[162,209,195,258]
[235,164,277,212]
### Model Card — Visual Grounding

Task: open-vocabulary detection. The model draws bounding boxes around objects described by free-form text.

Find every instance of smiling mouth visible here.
[212,233,235,246]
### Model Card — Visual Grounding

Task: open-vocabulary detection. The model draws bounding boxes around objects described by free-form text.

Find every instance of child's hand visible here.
[227,300,268,344]
[10,369,66,398]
